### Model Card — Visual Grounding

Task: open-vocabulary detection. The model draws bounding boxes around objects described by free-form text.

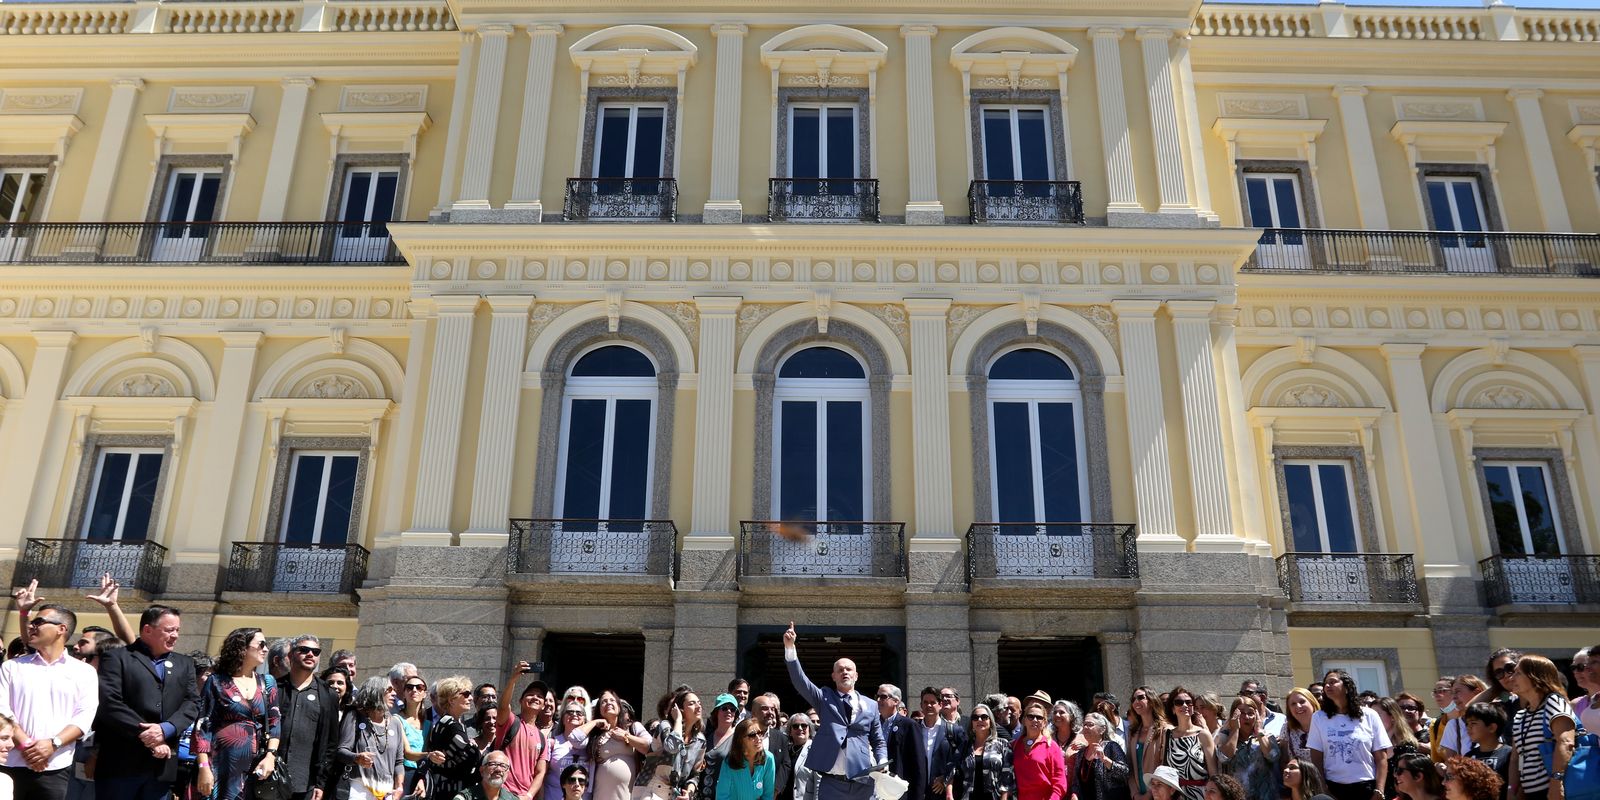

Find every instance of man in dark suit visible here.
[875,685,920,798]
[94,605,199,800]
[911,688,957,800]
[783,623,886,800]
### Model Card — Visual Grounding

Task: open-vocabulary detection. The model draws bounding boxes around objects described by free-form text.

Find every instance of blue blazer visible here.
[786,656,887,780]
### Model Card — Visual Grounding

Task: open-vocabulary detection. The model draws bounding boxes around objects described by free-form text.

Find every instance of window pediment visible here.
[761,25,888,89]
[1390,120,1507,170]
[570,25,698,89]
[321,111,432,166]
[0,114,84,160]
[146,112,256,165]
[949,27,1078,92]
[1214,118,1327,163]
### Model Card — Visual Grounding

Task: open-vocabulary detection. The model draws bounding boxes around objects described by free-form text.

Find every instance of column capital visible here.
[281,76,316,89]
[218,331,265,348]
[527,22,563,36]
[903,298,953,316]
[1089,26,1126,40]
[475,22,514,37]
[1506,87,1544,102]
[1099,631,1136,645]
[694,295,743,315]
[1135,26,1176,42]
[900,23,937,37]
[484,294,536,314]
[433,294,483,315]
[33,330,77,348]
[1380,342,1427,360]
[1166,299,1217,319]
[110,77,146,92]
[1573,344,1600,362]
[1110,299,1162,318]
[1331,84,1369,98]
[969,630,1002,645]
[710,22,748,37]
[642,627,675,642]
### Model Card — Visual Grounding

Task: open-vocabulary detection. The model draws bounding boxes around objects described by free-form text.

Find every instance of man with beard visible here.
[783,622,885,800]
[451,750,512,800]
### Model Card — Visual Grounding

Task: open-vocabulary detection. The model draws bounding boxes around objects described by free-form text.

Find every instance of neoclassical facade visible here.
[1,0,1598,709]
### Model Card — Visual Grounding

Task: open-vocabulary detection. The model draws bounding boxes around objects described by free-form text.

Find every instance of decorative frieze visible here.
[1394,95,1485,122]
[0,88,83,115]
[1572,100,1600,126]
[0,291,405,322]
[168,87,254,114]
[339,85,428,113]
[1238,297,1600,337]
[1217,92,1307,120]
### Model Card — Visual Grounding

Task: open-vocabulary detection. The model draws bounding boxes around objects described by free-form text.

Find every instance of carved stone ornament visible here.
[735,303,786,350]
[1468,385,1540,410]
[339,85,428,113]
[593,73,671,88]
[168,87,254,114]
[868,303,909,350]
[1074,305,1121,353]
[526,303,580,352]
[1218,93,1308,119]
[783,73,863,88]
[298,373,369,400]
[109,373,177,398]
[946,304,987,349]
[1575,101,1600,125]
[1277,383,1344,408]
[973,75,1051,90]
[0,88,84,114]
[667,301,700,347]
[1395,96,1484,122]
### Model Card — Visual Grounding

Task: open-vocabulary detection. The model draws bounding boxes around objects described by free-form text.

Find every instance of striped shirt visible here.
[1511,693,1576,793]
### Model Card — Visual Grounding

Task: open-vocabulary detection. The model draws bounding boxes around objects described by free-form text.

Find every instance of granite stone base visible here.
[908,544,966,592]
[669,595,739,693]
[906,596,973,698]
[904,203,946,225]
[1106,210,1217,229]
[1135,550,1291,689]
[701,204,743,224]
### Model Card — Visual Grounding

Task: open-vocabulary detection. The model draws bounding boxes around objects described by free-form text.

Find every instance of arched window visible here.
[986,347,1088,526]
[773,345,869,522]
[554,345,658,525]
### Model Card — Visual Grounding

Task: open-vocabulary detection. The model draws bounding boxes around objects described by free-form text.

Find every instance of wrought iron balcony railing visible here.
[0,222,405,265]
[224,542,370,595]
[508,519,678,579]
[1242,228,1600,276]
[965,523,1138,582]
[1275,552,1420,604]
[563,178,677,222]
[767,178,880,223]
[1480,554,1600,605]
[19,538,167,594]
[738,521,906,579]
[968,180,1086,225]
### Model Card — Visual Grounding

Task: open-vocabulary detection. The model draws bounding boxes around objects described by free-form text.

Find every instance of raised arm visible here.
[782,622,828,711]
[85,573,136,644]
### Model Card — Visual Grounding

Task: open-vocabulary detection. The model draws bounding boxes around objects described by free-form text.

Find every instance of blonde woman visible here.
[419,676,480,800]
[1505,655,1576,800]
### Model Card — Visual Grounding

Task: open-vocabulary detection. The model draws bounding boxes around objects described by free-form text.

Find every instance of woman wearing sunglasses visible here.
[715,718,774,800]
[1128,688,1164,800]
[195,628,281,800]
[1307,670,1390,800]
[1014,692,1069,800]
[1144,688,1215,800]
[1437,757,1502,800]
[958,704,1017,800]
[1504,655,1576,800]
[546,701,602,800]
[398,677,430,795]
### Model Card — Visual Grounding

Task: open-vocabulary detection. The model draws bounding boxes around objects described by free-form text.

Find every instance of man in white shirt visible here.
[783,623,885,800]
[0,602,100,800]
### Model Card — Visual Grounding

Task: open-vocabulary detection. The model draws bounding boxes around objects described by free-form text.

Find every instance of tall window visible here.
[1425,175,1491,272]
[153,168,222,261]
[594,105,666,180]
[789,104,858,189]
[334,167,398,259]
[0,169,44,225]
[981,107,1053,183]
[555,345,658,524]
[986,348,1087,527]
[1282,460,1359,553]
[282,452,359,544]
[82,448,164,539]
[1243,172,1306,259]
[773,346,869,522]
[1482,461,1563,557]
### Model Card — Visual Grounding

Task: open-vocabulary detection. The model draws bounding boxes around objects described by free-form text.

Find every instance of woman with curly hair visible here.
[1438,757,1501,800]
[1204,775,1244,800]
[196,628,281,800]
[1308,670,1391,800]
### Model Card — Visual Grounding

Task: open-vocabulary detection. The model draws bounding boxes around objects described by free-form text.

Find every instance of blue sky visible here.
[1207,0,1600,7]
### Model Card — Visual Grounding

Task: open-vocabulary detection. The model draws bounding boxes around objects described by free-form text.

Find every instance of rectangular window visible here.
[594,105,666,179]
[1282,460,1359,553]
[1322,659,1389,697]
[1426,175,1492,272]
[981,107,1053,182]
[0,169,45,224]
[281,452,360,545]
[1482,461,1563,556]
[789,104,858,180]
[338,168,398,235]
[81,448,164,540]
[153,168,222,262]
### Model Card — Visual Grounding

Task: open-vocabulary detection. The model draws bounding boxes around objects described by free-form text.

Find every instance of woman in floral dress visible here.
[196,628,281,800]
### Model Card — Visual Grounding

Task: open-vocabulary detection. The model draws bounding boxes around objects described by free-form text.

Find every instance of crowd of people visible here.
[1,579,1595,800]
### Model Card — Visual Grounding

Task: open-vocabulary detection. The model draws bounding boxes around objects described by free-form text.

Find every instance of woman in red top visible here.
[1014,693,1069,800]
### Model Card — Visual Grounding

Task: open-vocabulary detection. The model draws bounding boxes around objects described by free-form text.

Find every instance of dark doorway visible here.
[738,626,906,715]
[540,632,647,714]
[997,636,1103,710]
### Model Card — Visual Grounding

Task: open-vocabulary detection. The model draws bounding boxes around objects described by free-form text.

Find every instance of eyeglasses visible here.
[564,778,588,786]
[1493,661,1520,678]
[251,641,268,650]
[405,683,426,691]
[294,646,322,656]
[789,724,811,731]
[745,732,764,740]
[876,694,893,700]
[1432,688,1452,695]
[483,764,510,773]
[1024,714,1046,722]
[27,617,66,628]
[940,694,957,701]
[1173,699,1195,707]
[564,710,586,716]
[973,715,991,722]
[1399,705,1421,713]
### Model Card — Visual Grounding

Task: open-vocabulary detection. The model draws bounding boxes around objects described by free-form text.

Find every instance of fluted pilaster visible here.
[906,299,954,539]
[1136,28,1191,213]
[1169,301,1239,550]
[1112,300,1182,548]
[407,295,480,538]
[901,24,943,224]
[453,24,512,211]
[435,35,476,212]
[507,25,563,217]
[688,296,742,541]
[705,24,748,222]
[1090,29,1139,214]
[465,295,536,540]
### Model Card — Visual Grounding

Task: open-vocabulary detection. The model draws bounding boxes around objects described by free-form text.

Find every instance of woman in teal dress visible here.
[716,718,774,800]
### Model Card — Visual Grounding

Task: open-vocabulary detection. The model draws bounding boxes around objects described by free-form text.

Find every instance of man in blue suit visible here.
[784,622,887,800]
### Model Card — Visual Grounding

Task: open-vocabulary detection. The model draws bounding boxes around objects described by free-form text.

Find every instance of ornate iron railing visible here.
[738,521,906,579]
[767,178,880,223]
[1480,554,1600,605]
[967,180,1085,224]
[965,523,1138,582]
[0,222,405,265]
[563,178,677,222]
[224,542,369,594]
[1242,228,1600,276]
[1275,552,1419,604]
[19,538,167,593]
[507,519,678,579]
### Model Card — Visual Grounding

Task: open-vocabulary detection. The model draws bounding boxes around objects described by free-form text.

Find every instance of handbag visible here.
[250,675,292,800]
[1566,721,1599,800]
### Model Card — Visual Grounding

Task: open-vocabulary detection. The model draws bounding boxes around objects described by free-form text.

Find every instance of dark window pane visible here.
[1516,465,1560,555]
[283,456,327,543]
[826,108,855,179]
[1283,464,1323,552]
[1272,178,1302,228]
[608,399,652,520]
[779,401,818,521]
[0,174,19,222]
[988,348,1074,381]
[1245,177,1273,228]
[166,174,197,223]
[779,346,865,379]
[192,175,221,224]
[825,401,864,522]
[318,455,359,545]
[85,452,132,539]
[572,345,656,377]
[983,111,1015,182]
[1037,402,1081,523]
[342,172,371,222]
[1318,464,1358,553]
[369,173,398,237]
[1483,465,1525,555]
[1015,109,1050,181]
[991,402,1036,525]
[1426,181,1456,232]
[632,108,665,178]
[1452,181,1484,233]
[792,108,820,179]
[561,399,608,519]
[596,108,633,177]
[121,453,163,541]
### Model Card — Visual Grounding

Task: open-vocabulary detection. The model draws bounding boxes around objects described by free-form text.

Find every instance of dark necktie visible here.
[841,693,854,722]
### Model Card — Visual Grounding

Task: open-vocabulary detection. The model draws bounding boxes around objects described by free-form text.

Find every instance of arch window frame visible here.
[552,343,661,522]
[771,344,872,522]
[983,345,1089,524]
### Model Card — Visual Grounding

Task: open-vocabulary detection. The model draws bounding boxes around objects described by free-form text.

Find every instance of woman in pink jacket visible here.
[1014,693,1069,800]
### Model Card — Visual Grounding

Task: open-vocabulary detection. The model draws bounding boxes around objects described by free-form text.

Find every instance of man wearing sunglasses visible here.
[95,604,199,800]
[275,636,340,800]
[0,602,99,800]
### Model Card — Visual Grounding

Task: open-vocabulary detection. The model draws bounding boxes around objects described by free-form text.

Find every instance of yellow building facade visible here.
[1,0,1597,707]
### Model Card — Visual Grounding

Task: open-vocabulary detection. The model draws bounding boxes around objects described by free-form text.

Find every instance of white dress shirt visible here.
[0,650,100,771]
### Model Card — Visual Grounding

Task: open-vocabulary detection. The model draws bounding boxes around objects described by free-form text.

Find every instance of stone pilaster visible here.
[642,628,675,711]
[900,24,943,224]
[465,295,535,541]
[1172,37,1214,220]
[1090,29,1141,218]
[78,79,143,223]
[1111,301,1183,549]
[1136,551,1283,690]
[1136,28,1193,216]
[683,297,741,584]
[377,311,431,537]
[669,596,739,694]
[907,596,972,700]
[1215,309,1268,543]
[1099,632,1135,701]
[434,35,476,214]
[704,24,748,223]
[969,630,1001,700]
[453,24,513,211]
[1168,301,1239,550]
[1507,89,1571,232]
[406,295,481,540]
[257,78,314,223]
[358,544,509,674]
[0,332,75,543]
[906,300,954,539]
[172,332,262,594]
[505,25,563,221]
[1332,86,1390,229]
[1381,344,1471,601]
